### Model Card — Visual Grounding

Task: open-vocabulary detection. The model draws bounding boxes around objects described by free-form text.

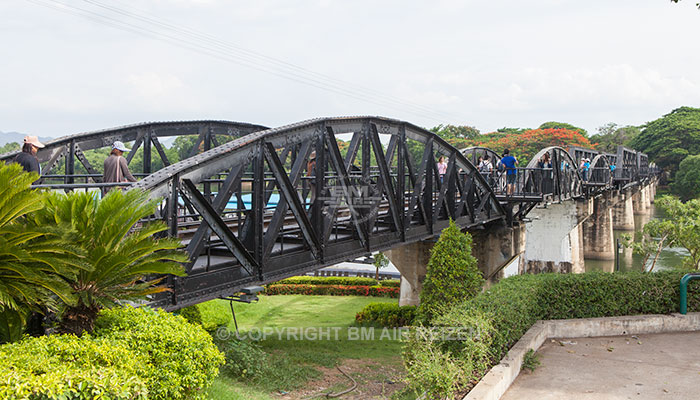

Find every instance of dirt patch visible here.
[285,358,406,400]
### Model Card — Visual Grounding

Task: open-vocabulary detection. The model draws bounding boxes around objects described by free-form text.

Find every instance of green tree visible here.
[373,252,389,280]
[632,196,700,271]
[629,107,700,177]
[0,142,19,154]
[0,163,85,342]
[431,124,480,141]
[418,220,484,323]
[31,189,188,335]
[673,154,700,200]
[538,121,588,137]
[590,123,641,153]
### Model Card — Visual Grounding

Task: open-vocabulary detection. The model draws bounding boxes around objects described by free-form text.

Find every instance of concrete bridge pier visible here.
[520,199,592,274]
[385,241,432,306]
[583,192,615,260]
[386,223,527,306]
[471,223,526,283]
[612,190,635,231]
[643,185,652,211]
[632,187,650,215]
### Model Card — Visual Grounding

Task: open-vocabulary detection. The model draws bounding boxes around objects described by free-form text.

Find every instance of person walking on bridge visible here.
[12,136,44,178]
[478,154,493,186]
[500,149,518,195]
[103,141,136,194]
[437,156,448,184]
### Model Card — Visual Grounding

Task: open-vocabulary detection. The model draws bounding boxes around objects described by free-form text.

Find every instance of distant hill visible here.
[0,131,53,146]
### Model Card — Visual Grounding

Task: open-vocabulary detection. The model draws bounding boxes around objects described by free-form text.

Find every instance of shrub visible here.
[265,284,399,298]
[215,337,268,379]
[0,334,148,399]
[0,306,225,399]
[355,302,416,327]
[214,336,319,391]
[379,279,401,287]
[94,306,225,400]
[403,270,700,397]
[403,311,494,398]
[176,305,203,326]
[197,301,233,332]
[418,220,484,323]
[275,276,379,286]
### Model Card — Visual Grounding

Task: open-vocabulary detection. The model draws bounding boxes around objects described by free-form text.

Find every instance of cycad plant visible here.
[0,163,83,342]
[33,189,188,335]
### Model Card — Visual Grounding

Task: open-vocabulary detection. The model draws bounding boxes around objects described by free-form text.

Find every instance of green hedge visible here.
[0,306,224,400]
[0,334,148,399]
[403,271,700,398]
[265,284,399,298]
[275,276,400,287]
[275,276,379,286]
[355,302,416,327]
[95,307,225,399]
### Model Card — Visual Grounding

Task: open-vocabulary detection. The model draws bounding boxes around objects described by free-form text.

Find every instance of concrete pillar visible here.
[632,189,649,215]
[612,191,635,230]
[649,182,656,204]
[583,193,615,260]
[572,223,585,272]
[385,241,432,306]
[471,222,526,283]
[520,199,591,274]
[644,185,652,209]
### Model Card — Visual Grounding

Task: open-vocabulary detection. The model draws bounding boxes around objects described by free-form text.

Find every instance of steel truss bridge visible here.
[0,117,659,310]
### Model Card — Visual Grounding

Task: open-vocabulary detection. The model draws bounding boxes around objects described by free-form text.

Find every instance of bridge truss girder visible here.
[132,117,506,310]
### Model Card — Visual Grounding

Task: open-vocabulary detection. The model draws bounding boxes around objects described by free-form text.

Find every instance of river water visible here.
[584,202,689,272]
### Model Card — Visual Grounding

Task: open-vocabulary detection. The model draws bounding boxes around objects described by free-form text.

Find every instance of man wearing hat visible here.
[13,135,44,175]
[103,141,137,192]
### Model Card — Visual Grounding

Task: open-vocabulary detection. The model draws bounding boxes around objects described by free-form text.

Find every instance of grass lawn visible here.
[200,295,409,399]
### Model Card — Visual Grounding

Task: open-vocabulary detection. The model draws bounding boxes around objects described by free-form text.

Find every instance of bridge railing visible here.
[476,166,582,201]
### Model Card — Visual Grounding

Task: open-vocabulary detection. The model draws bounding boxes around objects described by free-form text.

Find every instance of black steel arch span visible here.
[0,120,269,183]
[587,153,614,189]
[525,146,584,201]
[133,116,506,310]
[461,146,502,166]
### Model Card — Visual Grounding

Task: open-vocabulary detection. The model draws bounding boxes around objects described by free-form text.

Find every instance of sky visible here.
[1,0,699,139]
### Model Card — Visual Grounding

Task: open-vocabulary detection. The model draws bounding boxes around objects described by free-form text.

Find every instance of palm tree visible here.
[0,163,83,342]
[32,189,188,335]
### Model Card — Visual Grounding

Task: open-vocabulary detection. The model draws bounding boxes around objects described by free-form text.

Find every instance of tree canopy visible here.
[0,142,19,154]
[629,106,700,176]
[470,128,592,162]
[673,154,700,201]
[634,196,700,271]
[590,123,641,153]
[538,121,588,138]
[419,122,593,164]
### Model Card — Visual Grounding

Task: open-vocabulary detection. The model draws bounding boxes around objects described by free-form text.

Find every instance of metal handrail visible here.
[680,273,700,314]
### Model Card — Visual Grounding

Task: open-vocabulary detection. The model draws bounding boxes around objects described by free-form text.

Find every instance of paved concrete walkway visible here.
[502,331,700,400]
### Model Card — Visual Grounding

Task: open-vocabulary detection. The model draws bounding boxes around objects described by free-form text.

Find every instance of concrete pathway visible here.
[501,331,700,400]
